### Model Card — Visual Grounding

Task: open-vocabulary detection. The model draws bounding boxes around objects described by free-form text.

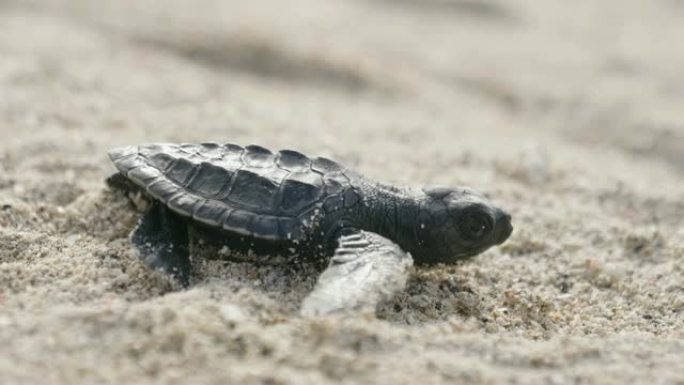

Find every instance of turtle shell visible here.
[108,142,355,242]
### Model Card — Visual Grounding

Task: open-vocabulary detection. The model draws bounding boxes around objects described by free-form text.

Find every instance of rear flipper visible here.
[106,172,136,193]
[301,231,413,316]
[107,172,152,212]
[131,203,191,286]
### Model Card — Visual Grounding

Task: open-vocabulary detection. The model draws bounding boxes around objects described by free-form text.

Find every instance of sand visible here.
[1,0,683,384]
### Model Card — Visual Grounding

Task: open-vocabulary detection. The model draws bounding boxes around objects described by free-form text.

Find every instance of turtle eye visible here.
[459,212,492,241]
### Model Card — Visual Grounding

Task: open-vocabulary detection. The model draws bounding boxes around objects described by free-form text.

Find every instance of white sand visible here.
[1,0,683,384]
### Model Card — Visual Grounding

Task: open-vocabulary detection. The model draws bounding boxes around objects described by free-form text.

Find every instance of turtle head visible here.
[411,186,513,264]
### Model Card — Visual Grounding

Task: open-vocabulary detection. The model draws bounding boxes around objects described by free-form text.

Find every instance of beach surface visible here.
[1,1,683,384]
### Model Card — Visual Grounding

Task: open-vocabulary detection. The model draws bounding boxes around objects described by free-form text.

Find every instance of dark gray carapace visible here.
[109,142,360,245]
[108,142,512,315]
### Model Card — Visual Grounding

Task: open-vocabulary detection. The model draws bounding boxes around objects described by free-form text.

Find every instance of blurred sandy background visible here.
[1,0,683,384]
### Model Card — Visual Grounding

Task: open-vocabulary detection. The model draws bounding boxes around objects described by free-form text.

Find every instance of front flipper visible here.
[301,231,413,316]
[131,203,191,286]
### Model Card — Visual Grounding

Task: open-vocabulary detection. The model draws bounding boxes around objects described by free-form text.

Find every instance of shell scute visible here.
[323,196,344,213]
[245,144,272,154]
[279,171,324,214]
[287,171,323,187]
[108,145,138,161]
[138,143,170,157]
[146,179,181,202]
[262,167,289,186]
[312,156,343,174]
[223,143,244,155]
[243,145,274,168]
[113,154,143,171]
[197,142,223,159]
[323,177,345,195]
[252,216,281,240]
[166,158,197,186]
[167,193,199,217]
[277,150,311,172]
[147,152,176,171]
[180,143,201,153]
[192,199,229,227]
[227,169,278,210]
[188,162,231,197]
[280,180,320,214]
[200,142,221,150]
[127,165,162,184]
[223,209,255,236]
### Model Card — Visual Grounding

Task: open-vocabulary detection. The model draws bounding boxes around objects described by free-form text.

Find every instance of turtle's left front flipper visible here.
[301,231,413,317]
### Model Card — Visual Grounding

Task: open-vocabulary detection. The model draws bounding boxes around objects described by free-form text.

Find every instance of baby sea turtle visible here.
[107,142,513,315]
